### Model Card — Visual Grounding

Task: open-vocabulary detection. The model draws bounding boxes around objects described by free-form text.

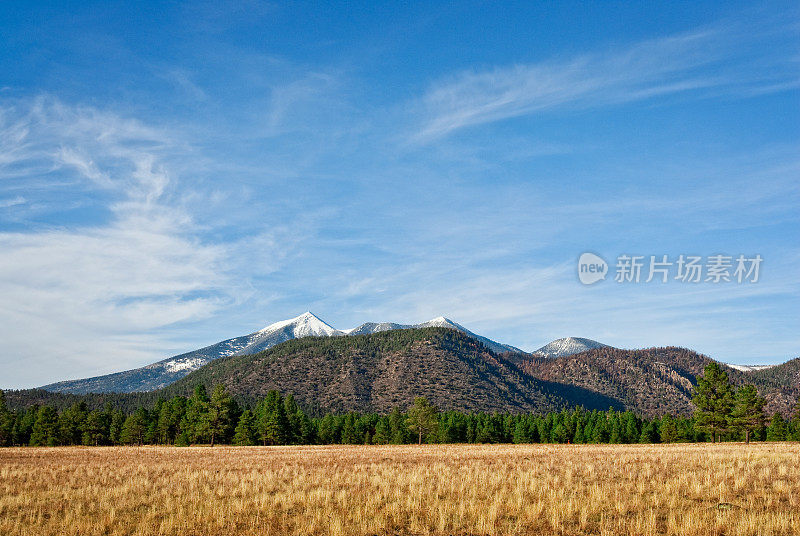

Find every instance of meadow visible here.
[1,443,798,536]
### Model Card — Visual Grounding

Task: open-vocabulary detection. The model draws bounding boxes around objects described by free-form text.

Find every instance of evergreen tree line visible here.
[1,381,798,447]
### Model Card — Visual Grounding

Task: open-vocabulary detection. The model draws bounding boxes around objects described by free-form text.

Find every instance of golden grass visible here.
[1,443,798,535]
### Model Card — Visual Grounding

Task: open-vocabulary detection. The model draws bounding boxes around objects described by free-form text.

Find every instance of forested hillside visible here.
[511,347,799,417]
[159,328,612,414]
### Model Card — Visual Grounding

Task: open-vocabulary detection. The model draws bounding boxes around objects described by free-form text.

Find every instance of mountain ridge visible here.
[33,312,793,401]
[10,330,797,418]
[38,313,526,394]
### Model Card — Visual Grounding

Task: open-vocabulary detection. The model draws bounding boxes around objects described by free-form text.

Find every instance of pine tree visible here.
[58,402,87,445]
[388,406,407,444]
[108,409,126,445]
[120,409,148,446]
[592,416,608,443]
[233,410,256,446]
[577,418,589,445]
[512,420,529,444]
[730,384,765,444]
[447,413,468,443]
[284,394,300,444]
[0,390,13,447]
[13,407,38,446]
[692,363,734,442]
[766,414,787,441]
[184,385,210,444]
[406,397,438,444]
[639,422,658,444]
[257,391,290,445]
[82,410,109,446]
[372,418,390,444]
[623,413,640,444]
[160,397,186,445]
[156,402,174,445]
[174,431,190,447]
[272,395,290,445]
[609,416,622,444]
[260,412,281,445]
[318,414,337,444]
[475,418,491,443]
[206,384,233,447]
[30,406,59,446]
[340,413,359,444]
[551,423,569,443]
[659,415,679,443]
[298,412,316,444]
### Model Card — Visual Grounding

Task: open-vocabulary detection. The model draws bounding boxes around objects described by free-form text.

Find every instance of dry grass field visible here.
[1,443,798,536]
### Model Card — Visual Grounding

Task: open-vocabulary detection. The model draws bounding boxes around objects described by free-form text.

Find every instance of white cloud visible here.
[0,97,235,387]
[413,24,798,141]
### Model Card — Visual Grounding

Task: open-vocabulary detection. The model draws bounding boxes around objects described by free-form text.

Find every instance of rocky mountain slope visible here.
[511,347,799,417]
[158,328,616,414]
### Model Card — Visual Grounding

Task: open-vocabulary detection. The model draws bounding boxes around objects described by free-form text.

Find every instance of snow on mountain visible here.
[345,322,407,336]
[533,337,608,358]
[413,317,524,354]
[344,316,522,354]
[723,363,777,373]
[232,312,342,356]
[40,312,340,394]
[40,312,524,394]
[160,356,209,373]
[256,312,339,338]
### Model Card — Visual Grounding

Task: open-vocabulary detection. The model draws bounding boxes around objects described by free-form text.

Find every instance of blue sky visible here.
[0,1,798,388]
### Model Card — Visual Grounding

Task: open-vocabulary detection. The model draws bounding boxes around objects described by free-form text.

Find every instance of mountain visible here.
[38,313,522,394]
[40,312,339,394]
[9,333,798,418]
[157,327,617,414]
[748,358,800,416]
[510,346,716,417]
[510,347,799,417]
[533,337,608,358]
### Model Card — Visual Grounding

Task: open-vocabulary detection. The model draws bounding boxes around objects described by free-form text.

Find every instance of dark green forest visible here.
[0,363,797,447]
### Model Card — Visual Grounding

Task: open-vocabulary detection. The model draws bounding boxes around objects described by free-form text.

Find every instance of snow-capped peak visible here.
[421,316,458,328]
[289,312,339,337]
[229,312,341,358]
[534,337,608,358]
[257,312,337,337]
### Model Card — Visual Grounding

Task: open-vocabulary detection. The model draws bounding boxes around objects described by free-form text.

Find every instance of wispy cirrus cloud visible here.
[0,196,25,208]
[413,24,799,141]
[0,97,237,385]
